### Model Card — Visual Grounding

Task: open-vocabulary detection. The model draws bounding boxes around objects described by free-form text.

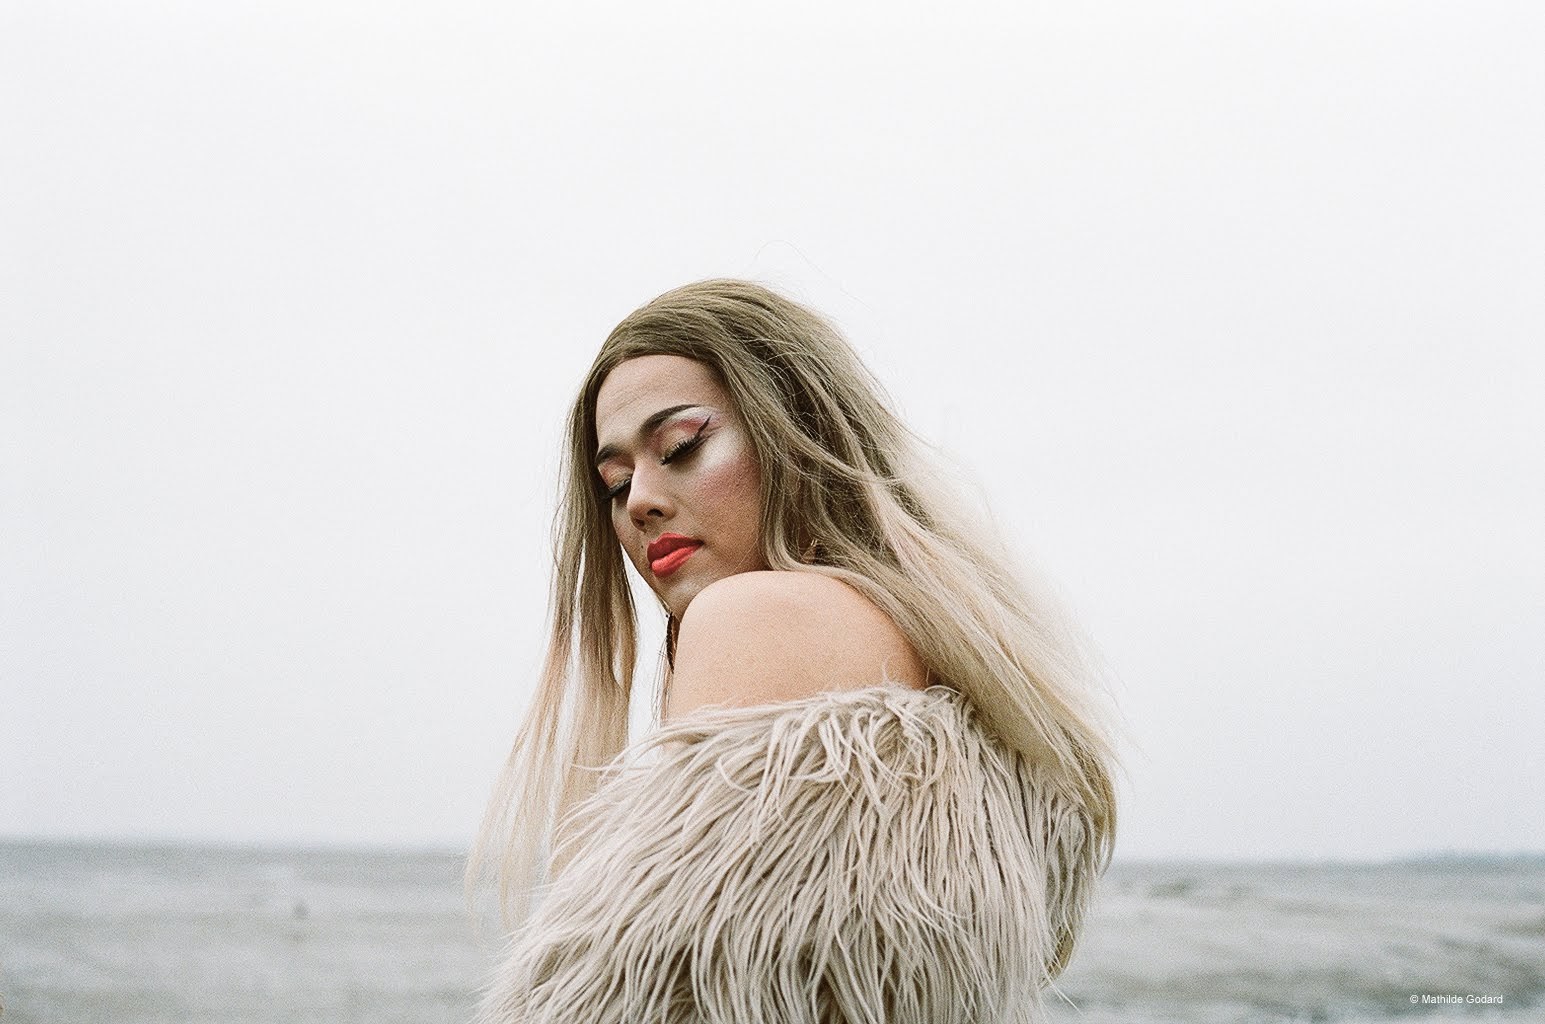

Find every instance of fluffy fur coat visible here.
[476,684,1099,1024]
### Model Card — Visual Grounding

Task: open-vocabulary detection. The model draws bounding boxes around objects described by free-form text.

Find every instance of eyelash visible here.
[604,417,712,502]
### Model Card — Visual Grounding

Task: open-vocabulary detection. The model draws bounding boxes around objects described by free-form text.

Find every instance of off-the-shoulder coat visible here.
[476,684,1099,1024]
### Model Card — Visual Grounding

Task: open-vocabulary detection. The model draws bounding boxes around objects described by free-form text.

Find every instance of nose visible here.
[624,462,674,525]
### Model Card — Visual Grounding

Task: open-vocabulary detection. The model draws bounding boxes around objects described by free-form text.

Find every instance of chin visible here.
[662,572,725,620]
[664,583,703,620]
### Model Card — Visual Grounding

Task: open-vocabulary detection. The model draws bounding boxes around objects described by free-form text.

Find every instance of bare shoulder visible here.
[664,570,929,722]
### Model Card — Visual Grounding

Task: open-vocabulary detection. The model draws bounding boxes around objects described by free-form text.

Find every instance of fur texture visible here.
[475,684,1099,1024]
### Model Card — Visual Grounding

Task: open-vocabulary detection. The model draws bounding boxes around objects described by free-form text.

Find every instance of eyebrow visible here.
[594,404,702,468]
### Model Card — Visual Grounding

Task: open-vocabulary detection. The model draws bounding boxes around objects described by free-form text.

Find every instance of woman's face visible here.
[593,354,767,618]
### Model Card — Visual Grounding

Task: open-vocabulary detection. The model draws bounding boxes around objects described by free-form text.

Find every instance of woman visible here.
[471,280,1117,1024]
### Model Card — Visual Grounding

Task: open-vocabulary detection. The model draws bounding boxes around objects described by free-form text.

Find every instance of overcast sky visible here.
[4,0,1542,861]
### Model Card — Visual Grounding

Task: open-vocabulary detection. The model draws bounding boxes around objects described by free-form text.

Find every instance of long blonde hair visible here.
[469,279,1118,923]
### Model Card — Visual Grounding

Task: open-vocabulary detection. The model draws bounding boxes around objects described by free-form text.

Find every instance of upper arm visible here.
[663,570,928,722]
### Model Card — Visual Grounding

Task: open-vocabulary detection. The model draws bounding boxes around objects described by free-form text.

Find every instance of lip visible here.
[647,533,702,578]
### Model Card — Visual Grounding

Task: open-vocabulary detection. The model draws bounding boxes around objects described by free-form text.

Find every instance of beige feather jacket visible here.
[475,683,1099,1024]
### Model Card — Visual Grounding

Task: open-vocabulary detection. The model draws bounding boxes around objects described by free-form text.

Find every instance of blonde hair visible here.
[469,279,1118,926]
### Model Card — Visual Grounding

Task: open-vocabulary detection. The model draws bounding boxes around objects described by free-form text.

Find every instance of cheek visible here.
[610,507,642,563]
[693,447,762,530]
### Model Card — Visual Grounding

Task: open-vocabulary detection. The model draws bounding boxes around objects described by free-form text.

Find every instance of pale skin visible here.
[592,355,929,721]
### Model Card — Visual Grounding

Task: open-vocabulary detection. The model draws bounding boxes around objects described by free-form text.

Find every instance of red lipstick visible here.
[647,533,702,578]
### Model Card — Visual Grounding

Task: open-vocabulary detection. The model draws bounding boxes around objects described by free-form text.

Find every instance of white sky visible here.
[3,0,1542,860]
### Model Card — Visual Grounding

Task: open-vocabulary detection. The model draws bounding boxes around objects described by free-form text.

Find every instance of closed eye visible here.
[602,415,713,504]
[660,416,711,464]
